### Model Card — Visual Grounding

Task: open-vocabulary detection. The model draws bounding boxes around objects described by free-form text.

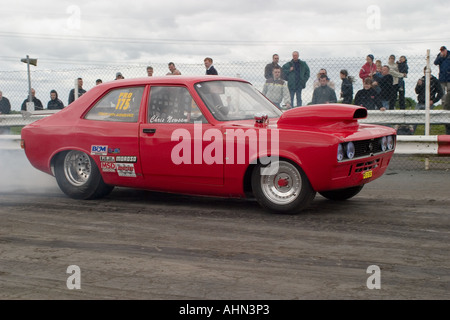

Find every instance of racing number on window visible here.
[116,92,133,110]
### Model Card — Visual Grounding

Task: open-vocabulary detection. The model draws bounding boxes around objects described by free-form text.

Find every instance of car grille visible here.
[353,138,384,158]
[354,158,381,173]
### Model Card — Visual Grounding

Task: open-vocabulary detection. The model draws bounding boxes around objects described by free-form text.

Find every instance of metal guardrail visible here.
[360,110,450,125]
[2,131,450,157]
[2,109,450,156]
[0,110,59,127]
[395,135,450,155]
[2,110,450,128]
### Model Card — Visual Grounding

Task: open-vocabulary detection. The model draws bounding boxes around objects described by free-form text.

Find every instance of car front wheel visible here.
[54,150,114,199]
[251,160,316,214]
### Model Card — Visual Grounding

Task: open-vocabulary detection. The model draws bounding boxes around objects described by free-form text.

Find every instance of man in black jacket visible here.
[411,68,444,134]
[415,68,444,110]
[264,54,283,80]
[47,90,65,110]
[373,65,393,110]
[311,74,337,105]
[204,57,218,75]
[0,90,11,114]
[21,88,44,111]
[354,78,383,110]
[68,77,86,104]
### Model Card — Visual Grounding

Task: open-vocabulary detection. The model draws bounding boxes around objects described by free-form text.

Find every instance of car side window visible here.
[148,86,205,123]
[85,86,144,122]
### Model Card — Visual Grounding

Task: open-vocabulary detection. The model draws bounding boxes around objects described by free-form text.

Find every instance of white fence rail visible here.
[1,110,450,156]
[0,110,59,127]
[2,133,450,157]
[2,110,450,128]
[360,110,450,125]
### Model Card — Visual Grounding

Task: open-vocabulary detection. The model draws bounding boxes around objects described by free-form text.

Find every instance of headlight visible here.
[337,144,344,161]
[387,135,394,150]
[346,142,355,159]
[381,136,387,152]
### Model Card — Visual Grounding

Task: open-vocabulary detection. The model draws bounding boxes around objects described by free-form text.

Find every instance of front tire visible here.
[319,185,364,201]
[251,160,316,214]
[54,150,114,199]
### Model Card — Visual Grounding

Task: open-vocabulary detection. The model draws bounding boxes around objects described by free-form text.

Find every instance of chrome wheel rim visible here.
[64,151,91,186]
[260,161,302,205]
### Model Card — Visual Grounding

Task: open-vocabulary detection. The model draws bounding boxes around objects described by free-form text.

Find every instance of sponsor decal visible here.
[108,147,121,154]
[100,156,115,162]
[101,162,117,172]
[91,145,108,155]
[116,163,136,177]
[115,156,137,163]
[150,115,188,123]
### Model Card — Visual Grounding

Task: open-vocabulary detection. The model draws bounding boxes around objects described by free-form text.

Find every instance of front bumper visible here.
[318,151,394,192]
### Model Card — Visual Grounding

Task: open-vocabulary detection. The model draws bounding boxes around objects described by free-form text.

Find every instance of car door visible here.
[139,85,224,191]
[81,86,145,185]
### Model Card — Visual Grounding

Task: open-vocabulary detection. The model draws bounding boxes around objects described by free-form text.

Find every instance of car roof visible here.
[97,75,249,89]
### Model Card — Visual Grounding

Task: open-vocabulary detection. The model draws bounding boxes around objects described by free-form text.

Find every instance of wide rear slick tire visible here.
[251,160,316,214]
[319,185,364,201]
[54,150,114,200]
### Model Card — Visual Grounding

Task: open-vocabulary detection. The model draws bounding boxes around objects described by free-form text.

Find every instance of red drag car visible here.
[21,76,396,214]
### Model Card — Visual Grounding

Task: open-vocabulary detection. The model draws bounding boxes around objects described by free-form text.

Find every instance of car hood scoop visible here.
[277,104,367,129]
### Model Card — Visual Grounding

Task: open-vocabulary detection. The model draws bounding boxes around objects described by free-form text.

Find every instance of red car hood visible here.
[219,104,394,141]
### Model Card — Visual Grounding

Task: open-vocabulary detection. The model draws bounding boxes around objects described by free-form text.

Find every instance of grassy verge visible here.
[10,127,23,135]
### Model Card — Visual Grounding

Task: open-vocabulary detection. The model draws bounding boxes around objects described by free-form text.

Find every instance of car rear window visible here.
[85,86,144,122]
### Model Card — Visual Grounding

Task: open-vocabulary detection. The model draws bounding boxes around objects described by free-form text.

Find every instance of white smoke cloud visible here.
[0,149,59,193]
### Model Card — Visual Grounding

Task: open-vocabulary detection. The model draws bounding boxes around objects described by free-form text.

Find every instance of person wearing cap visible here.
[359,54,377,84]
[434,46,450,108]
[115,72,124,80]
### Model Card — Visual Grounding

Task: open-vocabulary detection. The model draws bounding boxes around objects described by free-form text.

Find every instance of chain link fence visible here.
[1,54,449,169]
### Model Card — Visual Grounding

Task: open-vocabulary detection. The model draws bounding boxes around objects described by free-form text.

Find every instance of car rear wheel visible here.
[251,160,316,214]
[54,150,114,199]
[319,185,364,201]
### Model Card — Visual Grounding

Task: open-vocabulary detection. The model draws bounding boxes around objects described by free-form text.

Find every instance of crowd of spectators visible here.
[261,47,449,114]
[1,48,449,135]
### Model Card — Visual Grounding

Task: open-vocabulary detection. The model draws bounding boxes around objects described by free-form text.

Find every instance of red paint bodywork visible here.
[21,76,396,198]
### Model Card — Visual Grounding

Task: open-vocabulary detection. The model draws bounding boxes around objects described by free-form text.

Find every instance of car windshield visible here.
[195,80,282,121]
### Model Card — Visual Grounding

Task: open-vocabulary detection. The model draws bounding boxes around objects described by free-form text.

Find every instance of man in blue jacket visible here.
[434,46,450,108]
[282,51,310,107]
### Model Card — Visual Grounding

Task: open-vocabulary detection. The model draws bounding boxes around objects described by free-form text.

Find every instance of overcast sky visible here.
[0,0,449,71]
